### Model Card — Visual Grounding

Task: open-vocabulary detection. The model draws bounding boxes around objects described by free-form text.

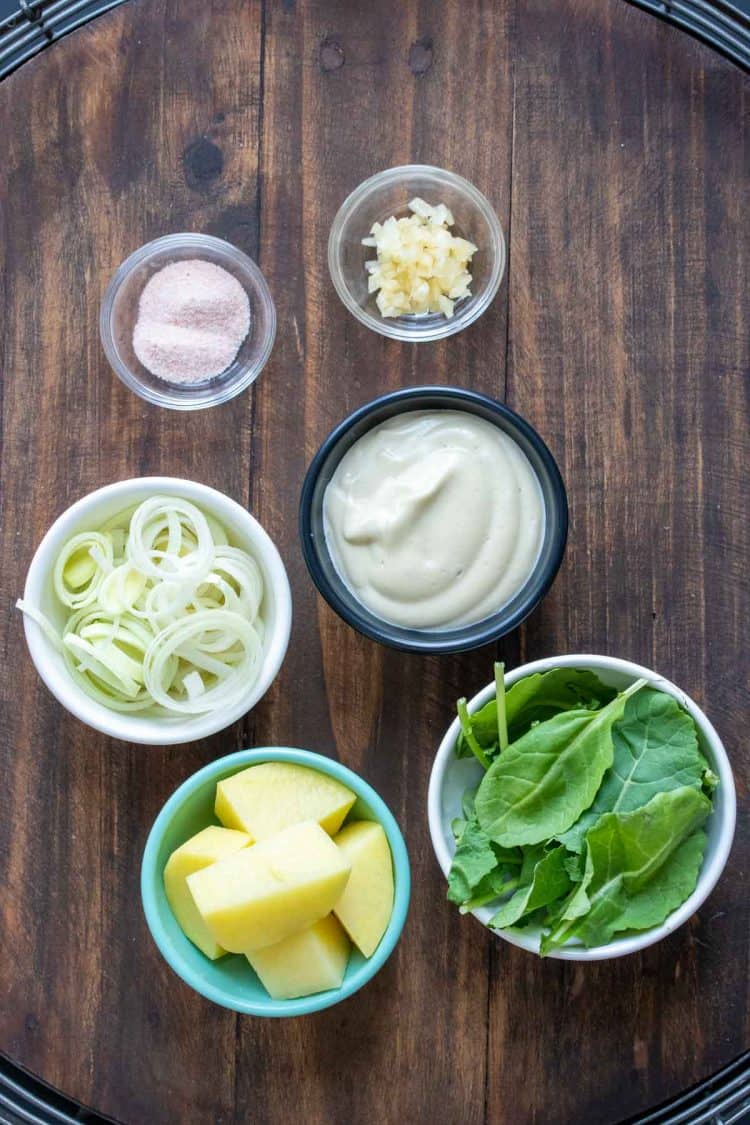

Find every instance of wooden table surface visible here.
[1,1,748,1122]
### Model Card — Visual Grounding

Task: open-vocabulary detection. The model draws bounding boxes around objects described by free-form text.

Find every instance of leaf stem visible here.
[460,877,520,913]
[544,916,576,952]
[495,661,509,752]
[457,697,490,770]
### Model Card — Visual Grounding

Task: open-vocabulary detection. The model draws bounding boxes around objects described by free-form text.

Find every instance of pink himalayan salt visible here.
[133,259,251,384]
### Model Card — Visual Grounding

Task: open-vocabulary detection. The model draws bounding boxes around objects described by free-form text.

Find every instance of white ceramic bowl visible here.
[428,654,736,961]
[20,478,292,745]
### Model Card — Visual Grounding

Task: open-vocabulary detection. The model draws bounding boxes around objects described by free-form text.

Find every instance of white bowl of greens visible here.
[427,655,736,960]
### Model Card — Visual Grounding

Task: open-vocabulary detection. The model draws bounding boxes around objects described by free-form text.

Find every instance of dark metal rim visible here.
[625,0,750,70]
[0,0,128,78]
[2,1050,748,1125]
[625,1051,750,1124]
[0,1053,116,1124]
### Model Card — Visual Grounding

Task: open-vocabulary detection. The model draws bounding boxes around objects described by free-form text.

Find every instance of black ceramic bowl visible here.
[299,386,568,654]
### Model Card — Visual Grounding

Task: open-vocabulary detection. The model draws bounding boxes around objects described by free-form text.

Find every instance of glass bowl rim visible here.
[327,164,506,342]
[99,232,277,411]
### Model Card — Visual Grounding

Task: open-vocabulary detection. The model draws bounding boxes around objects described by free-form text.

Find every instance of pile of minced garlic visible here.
[133,259,251,384]
[363,198,477,319]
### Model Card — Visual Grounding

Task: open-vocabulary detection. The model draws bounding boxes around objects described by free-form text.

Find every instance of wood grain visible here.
[0,1,747,1123]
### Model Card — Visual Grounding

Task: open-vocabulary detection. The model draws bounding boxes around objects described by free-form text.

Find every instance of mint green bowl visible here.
[141,747,411,1016]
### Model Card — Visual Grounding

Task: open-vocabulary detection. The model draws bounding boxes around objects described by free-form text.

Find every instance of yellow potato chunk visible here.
[214,762,356,842]
[187,820,351,954]
[247,914,351,1000]
[163,826,252,959]
[333,821,394,957]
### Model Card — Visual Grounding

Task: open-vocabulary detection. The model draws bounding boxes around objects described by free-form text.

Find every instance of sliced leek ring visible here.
[52,532,114,609]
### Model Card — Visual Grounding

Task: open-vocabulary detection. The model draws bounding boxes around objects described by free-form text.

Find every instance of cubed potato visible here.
[214,762,356,841]
[247,914,351,1000]
[187,820,351,953]
[333,821,394,957]
[163,826,251,959]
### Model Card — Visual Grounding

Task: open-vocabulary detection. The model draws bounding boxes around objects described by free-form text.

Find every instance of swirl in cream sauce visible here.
[323,410,545,629]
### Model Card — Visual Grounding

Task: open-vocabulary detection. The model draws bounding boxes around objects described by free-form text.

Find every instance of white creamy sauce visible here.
[323,410,545,629]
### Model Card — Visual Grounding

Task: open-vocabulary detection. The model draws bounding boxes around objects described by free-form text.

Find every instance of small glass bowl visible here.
[100,233,276,410]
[299,386,568,655]
[328,165,505,343]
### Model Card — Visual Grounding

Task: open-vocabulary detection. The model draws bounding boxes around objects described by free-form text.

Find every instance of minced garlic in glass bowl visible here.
[363,198,478,319]
[327,164,505,343]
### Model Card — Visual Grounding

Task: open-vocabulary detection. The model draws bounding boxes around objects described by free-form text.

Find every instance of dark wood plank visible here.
[0,1,747,1123]
[491,2,750,1123]
[0,1,264,1120]
[243,3,513,1123]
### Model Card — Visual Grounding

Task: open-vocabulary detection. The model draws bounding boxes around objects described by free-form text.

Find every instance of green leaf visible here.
[563,852,585,883]
[447,820,498,904]
[613,829,708,934]
[506,906,550,931]
[475,680,646,848]
[489,845,571,929]
[459,867,520,913]
[461,788,478,821]
[541,787,711,954]
[450,817,467,842]
[446,819,522,906]
[505,668,618,742]
[558,688,709,853]
[455,667,617,760]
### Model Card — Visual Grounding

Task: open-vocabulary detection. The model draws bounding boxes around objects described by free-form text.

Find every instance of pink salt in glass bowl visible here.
[100,233,276,411]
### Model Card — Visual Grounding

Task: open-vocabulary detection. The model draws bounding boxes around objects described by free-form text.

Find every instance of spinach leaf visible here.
[462,788,478,820]
[563,852,585,883]
[505,667,618,742]
[558,688,708,853]
[475,680,646,848]
[612,829,707,935]
[506,906,551,931]
[540,787,711,954]
[455,667,617,760]
[446,819,522,906]
[489,845,571,929]
[447,820,498,904]
[460,866,521,913]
